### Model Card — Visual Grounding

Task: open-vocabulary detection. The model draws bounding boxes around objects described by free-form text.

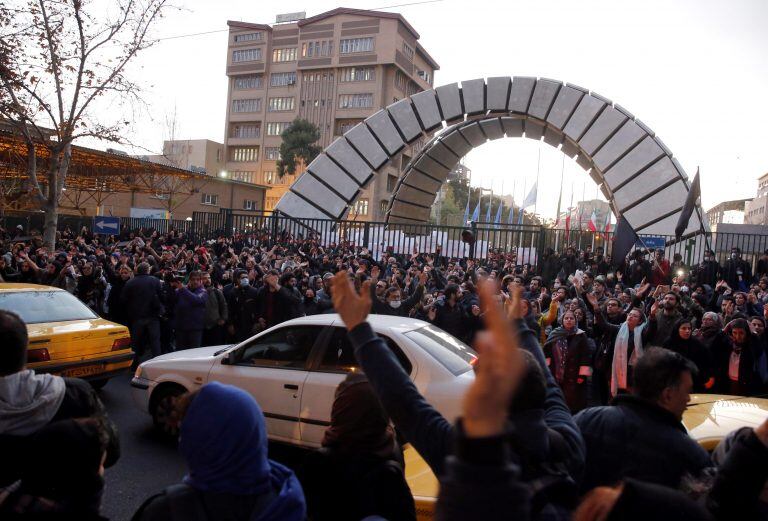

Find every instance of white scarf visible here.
[611,321,647,397]
[0,370,66,435]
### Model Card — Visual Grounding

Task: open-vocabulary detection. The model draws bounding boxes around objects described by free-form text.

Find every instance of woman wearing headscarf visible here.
[132,381,305,521]
[543,309,592,412]
[0,418,109,520]
[301,372,415,521]
[586,292,652,398]
[664,318,714,392]
[694,312,732,363]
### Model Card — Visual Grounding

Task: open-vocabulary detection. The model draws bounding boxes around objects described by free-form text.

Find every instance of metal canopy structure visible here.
[276,76,708,239]
[0,131,210,213]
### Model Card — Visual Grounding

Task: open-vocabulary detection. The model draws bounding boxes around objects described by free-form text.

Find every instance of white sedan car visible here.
[131,314,477,447]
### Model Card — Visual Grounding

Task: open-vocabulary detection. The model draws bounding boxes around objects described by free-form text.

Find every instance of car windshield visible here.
[404,325,477,376]
[0,291,98,324]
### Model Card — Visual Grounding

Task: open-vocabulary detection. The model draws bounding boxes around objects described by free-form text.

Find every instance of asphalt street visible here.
[98,373,307,520]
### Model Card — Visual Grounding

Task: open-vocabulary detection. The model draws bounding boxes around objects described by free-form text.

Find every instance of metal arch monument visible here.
[275,76,707,238]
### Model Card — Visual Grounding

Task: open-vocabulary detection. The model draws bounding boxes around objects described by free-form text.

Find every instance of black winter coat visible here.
[574,395,710,491]
[121,274,165,322]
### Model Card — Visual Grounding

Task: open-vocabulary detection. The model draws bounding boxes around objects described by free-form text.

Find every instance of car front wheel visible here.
[150,384,186,439]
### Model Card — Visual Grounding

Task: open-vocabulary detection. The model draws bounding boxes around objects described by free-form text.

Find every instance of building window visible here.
[352,199,369,216]
[339,37,374,54]
[232,48,262,63]
[268,97,295,112]
[201,193,219,206]
[230,123,261,139]
[272,47,297,62]
[234,32,263,43]
[394,70,406,91]
[387,175,397,192]
[233,75,262,90]
[264,147,281,160]
[406,81,421,97]
[231,98,262,113]
[230,171,256,183]
[270,72,297,87]
[266,122,289,136]
[380,200,389,213]
[417,69,432,84]
[337,120,361,135]
[264,171,275,184]
[339,67,375,82]
[230,146,259,162]
[338,93,373,109]
[243,199,258,210]
[402,42,414,60]
[301,40,333,58]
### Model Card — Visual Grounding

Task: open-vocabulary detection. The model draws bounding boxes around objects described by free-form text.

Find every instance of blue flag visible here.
[484,194,492,223]
[494,200,503,225]
[518,207,525,225]
[470,197,481,222]
[507,206,515,224]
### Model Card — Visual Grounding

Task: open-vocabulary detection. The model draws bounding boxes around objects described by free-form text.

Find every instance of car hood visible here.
[146,345,232,363]
[684,394,768,450]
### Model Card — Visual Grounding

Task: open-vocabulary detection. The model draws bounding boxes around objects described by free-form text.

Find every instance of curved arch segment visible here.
[276,77,707,237]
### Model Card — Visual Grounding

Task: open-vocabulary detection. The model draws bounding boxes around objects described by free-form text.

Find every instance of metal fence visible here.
[3,209,768,269]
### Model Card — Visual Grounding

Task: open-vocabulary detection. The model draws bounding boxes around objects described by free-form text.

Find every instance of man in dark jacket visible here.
[331,273,585,509]
[574,347,710,491]
[692,250,721,288]
[723,247,752,292]
[256,271,303,329]
[0,310,120,487]
[226,272,261,342]
[428,283,473,342]
[202,272,228,346]
[121,262,164,361]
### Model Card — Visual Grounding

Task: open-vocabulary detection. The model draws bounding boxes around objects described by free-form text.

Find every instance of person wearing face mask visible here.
[544,310,592,412]
[724,248,752,292]
[226,271,261,342]
[369,271,426,317]
[693,250,721,288]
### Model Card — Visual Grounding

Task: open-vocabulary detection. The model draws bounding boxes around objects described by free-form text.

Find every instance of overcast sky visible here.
[116,0,768,218]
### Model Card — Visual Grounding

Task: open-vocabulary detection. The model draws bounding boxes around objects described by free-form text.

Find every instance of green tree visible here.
[276,119,322,177]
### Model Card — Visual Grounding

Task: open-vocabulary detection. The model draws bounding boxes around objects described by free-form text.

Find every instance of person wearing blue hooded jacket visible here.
[131,381,305,521]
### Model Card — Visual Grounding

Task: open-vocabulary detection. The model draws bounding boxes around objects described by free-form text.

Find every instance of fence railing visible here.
[3,209,768,269]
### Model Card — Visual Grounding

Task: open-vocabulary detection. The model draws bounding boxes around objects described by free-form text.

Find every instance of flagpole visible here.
[518,178,527,250]
[533,144,541,218]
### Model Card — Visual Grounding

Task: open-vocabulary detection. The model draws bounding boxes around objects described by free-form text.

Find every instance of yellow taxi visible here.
[402,394,768,520]
[0,283,133,387]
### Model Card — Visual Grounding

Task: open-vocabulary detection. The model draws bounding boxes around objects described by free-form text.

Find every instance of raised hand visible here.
[462,280,524,438]
[419,271,428,286]
[585,292,599,308]
[331,271,372,331]
[506,285,524,320]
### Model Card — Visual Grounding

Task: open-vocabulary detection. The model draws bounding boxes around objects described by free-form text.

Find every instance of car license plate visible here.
[61,364,105,378]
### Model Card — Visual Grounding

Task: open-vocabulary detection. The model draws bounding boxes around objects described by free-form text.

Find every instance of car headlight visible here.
[134,366,144,379]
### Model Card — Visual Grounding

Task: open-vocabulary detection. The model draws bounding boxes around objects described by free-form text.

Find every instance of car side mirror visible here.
[222,350,237,365]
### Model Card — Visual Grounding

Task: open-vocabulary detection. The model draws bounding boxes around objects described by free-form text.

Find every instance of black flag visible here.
[675,168,701,240]
[611,215,639,268]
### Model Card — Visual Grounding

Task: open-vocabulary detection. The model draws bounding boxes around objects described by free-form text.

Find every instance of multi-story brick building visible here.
[223,7,439,221]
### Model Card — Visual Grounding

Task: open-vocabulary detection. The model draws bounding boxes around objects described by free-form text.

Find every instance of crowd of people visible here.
[2,222,768,519]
